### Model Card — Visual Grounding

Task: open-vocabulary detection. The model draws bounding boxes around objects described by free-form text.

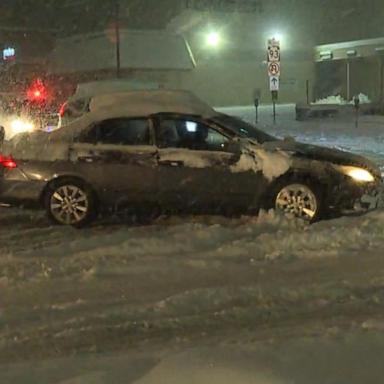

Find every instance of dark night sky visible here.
[0,0,383,51]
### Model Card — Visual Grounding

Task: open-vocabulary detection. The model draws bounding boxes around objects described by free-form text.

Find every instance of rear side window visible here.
[80,118,151,145]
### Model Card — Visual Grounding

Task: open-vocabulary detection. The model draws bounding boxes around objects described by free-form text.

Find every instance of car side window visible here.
[80,118,151,145]
[156,118,229,151]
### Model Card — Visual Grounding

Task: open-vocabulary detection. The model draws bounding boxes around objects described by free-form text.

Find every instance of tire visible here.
[44,178,97,227]
[262,177,323,222]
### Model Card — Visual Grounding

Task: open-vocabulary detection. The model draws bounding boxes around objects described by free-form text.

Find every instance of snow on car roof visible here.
[51,90,218,140]
[88,89,216,117]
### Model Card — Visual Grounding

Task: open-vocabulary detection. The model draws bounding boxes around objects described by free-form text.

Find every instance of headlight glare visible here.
[335,165,375,183]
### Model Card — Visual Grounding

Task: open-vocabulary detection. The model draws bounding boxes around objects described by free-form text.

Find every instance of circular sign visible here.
[268,62,280,77]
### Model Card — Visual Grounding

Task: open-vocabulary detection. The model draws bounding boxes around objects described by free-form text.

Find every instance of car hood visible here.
[262,139,381,177]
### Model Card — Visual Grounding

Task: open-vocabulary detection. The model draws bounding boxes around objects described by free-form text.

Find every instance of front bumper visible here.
[328,177,384,214]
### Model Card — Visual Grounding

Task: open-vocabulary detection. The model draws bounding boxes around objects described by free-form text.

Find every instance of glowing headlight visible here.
[335,165,375,183]
[10,119,35,136]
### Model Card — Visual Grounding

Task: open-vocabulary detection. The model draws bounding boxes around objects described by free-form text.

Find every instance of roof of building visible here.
[315,36,384,62]
[49,29,196,74]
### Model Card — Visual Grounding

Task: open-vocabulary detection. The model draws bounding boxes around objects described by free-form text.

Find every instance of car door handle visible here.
[158,160,184,167]
[77,153,104,162]
[77,155,98,163]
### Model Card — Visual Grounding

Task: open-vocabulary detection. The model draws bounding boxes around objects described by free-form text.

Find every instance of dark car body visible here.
[0,91,382,222]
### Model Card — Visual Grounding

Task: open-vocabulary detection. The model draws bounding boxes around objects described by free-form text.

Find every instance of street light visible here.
[271,33,283,44]
[206,31,220,48]
[266,31,285,47]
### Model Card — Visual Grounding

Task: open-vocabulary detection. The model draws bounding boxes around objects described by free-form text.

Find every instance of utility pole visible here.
[380,57,384,104]
[114,0,121,78]
[346,60,351,101]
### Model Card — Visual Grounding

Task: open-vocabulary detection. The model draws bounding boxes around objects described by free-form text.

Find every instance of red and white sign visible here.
[267,39,281,91]
[268,62,280,77]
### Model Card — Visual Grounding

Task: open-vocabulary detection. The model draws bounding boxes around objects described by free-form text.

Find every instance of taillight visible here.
[59,102,67,117]
[0,155,17,169]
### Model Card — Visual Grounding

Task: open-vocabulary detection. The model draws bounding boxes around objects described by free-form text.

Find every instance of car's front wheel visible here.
[45,179,96,227]
[263,179,323,222]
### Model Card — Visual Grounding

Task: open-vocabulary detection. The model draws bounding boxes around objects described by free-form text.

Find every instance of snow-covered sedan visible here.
[0,90,382,226]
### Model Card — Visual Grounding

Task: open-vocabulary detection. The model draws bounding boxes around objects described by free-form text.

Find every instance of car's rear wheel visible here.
[45,179,96,227]
[263,179,323,222]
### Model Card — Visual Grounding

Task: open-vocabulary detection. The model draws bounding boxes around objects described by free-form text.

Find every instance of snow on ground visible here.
[2,207,384,382]
[2,105,384,382]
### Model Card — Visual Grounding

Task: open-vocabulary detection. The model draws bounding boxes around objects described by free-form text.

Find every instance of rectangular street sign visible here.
[268,39,280,62]
[269,76,279,91]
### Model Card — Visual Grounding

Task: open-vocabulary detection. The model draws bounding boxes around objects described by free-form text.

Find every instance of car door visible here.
[154,115,264,213]
[69,117,158,207]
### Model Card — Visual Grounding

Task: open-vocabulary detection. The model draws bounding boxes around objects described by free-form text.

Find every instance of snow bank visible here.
[4,209,384,288]
[314,94,347,105]
[314,93,371,105]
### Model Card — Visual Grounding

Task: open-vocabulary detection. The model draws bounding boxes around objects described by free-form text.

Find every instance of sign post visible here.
[353,95,360,128]
[268,38,280,124]
[271,90,278,123]
[253,88,261,124]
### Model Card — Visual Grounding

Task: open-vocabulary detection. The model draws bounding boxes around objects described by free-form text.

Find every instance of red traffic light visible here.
[27,79,47,103]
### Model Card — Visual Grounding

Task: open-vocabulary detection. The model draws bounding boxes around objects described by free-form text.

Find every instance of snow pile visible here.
[352,92,371,104]
[314,93,371,105]
[314,95,347,105]
[2,209,384,287]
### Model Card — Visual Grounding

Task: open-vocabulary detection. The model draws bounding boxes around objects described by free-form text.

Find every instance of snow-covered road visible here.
[2,208,384,383]
[2,105,384,383]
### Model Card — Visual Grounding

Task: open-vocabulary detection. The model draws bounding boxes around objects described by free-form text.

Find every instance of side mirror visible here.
[225,140,242,154]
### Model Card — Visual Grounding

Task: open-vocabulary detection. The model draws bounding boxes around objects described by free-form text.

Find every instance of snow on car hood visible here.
[263,139,381,177]
[231,140,292,181]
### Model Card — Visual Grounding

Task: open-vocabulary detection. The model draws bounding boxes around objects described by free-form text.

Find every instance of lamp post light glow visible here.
[268,31,286,47]
[206,31,220,47]
[271,33,283,44]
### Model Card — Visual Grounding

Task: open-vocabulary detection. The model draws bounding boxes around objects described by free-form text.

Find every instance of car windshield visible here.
[212,113,277,143]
